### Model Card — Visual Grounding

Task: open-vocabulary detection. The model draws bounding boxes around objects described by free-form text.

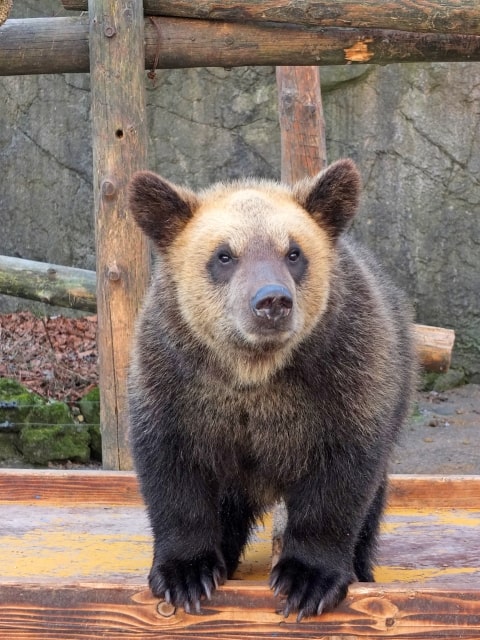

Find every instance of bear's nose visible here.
[251,285,293,322]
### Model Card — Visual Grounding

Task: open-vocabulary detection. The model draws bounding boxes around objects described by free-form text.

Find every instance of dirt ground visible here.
[393,384,480,475]
[1,312,479,474]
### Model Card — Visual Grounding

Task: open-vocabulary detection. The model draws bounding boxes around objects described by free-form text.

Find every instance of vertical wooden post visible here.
[276,66,327,183]
[89,0,150,469]
[274,65,327,563]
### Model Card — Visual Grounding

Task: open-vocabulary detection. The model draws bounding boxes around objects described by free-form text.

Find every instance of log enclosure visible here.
[0,1,478,637]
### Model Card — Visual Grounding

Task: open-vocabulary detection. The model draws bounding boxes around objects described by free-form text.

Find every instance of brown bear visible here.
[127,159,416,621]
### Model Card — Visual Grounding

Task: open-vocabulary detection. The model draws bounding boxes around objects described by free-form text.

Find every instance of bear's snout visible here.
[251,285,293,323]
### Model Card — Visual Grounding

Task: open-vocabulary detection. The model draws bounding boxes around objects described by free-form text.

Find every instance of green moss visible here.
[19,424,91,465]
[0,378,44,425]
[0,379,28,397]
[419,372,440,392]
[0,433,21,463]
[26,401,74,428]
[78,387,100,426]
[432,369,465,393]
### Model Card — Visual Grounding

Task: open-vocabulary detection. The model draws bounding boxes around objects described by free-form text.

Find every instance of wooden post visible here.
[89,0,150,470]
[277,66,327,184]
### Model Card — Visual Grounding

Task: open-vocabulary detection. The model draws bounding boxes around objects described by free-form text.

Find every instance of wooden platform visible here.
[1,470,479,638]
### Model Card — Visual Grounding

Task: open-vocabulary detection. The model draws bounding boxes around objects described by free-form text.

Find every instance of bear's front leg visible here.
[270,472,373,621]
[133,432,227,612]
[146,473,227,613]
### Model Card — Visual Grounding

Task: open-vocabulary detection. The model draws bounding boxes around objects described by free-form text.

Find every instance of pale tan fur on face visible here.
[168,181,335,386]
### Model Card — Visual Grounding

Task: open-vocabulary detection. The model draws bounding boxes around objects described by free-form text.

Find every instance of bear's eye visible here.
[288,248,301,263]
[218,251,233,264]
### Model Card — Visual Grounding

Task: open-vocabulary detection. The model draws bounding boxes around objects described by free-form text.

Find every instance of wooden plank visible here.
[1,470,479,509]
[0,469,142,506]
[0,255,96,312]
[89,0,150,470]
[0,582,480,638]
[277,66,327,184]
[63,0,480,36]
[1,471,480,636]
[1,500,479,587]
[388,474,480,509]
[3,18,480,77]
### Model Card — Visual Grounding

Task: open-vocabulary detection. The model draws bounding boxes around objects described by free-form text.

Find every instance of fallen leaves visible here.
[0,311,98,402]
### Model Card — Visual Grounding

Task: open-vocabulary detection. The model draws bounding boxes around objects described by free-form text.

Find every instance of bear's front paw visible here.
[149,551,227,613]
[270,556,353,621]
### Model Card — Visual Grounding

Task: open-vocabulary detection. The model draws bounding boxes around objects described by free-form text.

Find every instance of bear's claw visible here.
[270,556,352,622]
[149,552,227,613]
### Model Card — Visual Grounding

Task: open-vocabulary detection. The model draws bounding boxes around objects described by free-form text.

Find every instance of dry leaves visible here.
[0,311,98,402]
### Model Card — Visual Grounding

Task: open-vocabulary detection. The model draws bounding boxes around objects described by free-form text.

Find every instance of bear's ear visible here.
[128,171,198,248]
[294,159,361,238]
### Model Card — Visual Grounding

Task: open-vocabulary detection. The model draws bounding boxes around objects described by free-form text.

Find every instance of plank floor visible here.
[1,471,479,638]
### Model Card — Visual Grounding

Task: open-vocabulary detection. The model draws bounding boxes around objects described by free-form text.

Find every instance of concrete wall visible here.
[1,1,479,377]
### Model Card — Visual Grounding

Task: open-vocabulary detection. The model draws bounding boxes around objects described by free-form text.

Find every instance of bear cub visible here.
[128,159,415,620]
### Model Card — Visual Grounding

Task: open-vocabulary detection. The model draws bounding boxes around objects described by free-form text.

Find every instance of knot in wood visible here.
[157,601,176,618]
[104,24,116,38]
[107,265,121,281]
[101,179,117,199]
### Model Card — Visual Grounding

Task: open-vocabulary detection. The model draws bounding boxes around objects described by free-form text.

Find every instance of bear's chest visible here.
[180,377,321,486]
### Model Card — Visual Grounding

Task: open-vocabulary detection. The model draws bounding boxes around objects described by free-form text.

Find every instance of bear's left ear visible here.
[128,171,198,249]
[294,159,361,238]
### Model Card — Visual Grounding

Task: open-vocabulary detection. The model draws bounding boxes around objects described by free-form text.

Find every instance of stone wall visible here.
[1,1,479,378]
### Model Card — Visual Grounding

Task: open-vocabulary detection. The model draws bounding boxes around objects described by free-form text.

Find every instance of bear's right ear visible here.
[128,171,198,248]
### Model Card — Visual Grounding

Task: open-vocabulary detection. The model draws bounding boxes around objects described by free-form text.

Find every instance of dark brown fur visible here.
[127,159,416,620]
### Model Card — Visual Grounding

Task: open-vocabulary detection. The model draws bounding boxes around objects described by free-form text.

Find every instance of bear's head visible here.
[129,159,360,385]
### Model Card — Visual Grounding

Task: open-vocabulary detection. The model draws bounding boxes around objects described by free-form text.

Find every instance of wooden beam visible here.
[89,0,150,470]
[1,581,480,638]
[414,324,455,373]
[277,66,327,184]
[2,17,480,77]
[1,469,478,509]
[63,0,480,36]
[0,255,96,312]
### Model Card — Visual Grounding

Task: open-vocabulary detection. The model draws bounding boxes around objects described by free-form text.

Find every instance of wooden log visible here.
[0,255,96,312]
[89,0,150,470]
[2,17,480,77]
[63,0,480,36]
[277,66,327,184]
[414,323,455,373]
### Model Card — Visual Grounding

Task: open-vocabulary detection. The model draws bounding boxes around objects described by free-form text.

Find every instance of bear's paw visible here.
[149,551,227,614]
[270,556,353,622]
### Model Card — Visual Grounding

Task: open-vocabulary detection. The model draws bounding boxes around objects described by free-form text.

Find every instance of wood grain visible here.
[2,17,480,77]
[277,66,327,184]
[89,0,150,470]
[63,0,480,36]
[0,582,479,638]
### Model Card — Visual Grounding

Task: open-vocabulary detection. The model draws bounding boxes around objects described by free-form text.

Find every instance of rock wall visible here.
[0,1,479,377]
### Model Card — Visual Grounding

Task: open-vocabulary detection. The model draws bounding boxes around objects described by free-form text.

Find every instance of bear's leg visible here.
[270,461,382,621]
[353,478,387,582]
[131,421,227,612]
[219,488,257,577]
